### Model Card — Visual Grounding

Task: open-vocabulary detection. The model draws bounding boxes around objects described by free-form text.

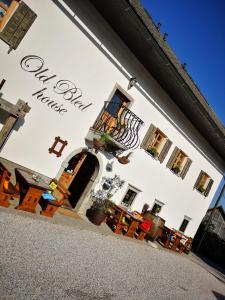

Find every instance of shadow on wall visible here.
[212,291,225,300]
[0,108,8,125]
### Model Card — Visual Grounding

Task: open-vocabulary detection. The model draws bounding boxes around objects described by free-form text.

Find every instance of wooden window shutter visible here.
[205,179,214,197]
[166,146,179,169]
[0,2,37,51]
[194,171,204,189]
[140,124,157,150]
[180,158,192,179]
[158,139,172,163]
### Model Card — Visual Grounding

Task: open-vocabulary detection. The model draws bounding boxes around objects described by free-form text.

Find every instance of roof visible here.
[90,0,225,165]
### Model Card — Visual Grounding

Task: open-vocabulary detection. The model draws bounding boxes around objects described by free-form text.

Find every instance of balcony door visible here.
[94,89,130,133]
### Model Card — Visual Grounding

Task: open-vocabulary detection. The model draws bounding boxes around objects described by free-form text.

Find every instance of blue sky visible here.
[141,0,225,208]
[141,0,225,126]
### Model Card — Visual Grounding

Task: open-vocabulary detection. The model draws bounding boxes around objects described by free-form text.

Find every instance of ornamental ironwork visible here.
[93,101,144,150]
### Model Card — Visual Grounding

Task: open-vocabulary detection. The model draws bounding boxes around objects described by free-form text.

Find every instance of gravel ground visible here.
[0,209,225,300]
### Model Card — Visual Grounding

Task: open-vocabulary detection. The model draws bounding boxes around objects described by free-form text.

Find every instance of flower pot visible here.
[147,148,158,157]
[117,156,130,165]
[86,208,106,225]
[93,138,105,150]
[171,167,180,174]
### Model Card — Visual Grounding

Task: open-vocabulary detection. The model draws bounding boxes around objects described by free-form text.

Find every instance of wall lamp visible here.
[128,77,137,90]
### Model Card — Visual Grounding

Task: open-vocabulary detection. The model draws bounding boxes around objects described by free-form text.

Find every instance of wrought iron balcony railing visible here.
[92,101,144,150]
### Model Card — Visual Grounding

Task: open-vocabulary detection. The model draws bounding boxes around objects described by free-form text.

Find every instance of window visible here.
[151,200,164,215]
[141,124,172,163]
[0,1,37,52]
[0,1,13,25]
[194,171,214,197]
[179,216,191,233]
[166,147,192,179]
[121,185,140,208]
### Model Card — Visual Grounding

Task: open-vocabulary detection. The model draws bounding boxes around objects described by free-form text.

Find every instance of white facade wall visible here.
[0,0,224,237]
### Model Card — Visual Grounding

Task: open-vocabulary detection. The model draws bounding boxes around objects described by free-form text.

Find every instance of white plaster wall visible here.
[0,0,224,237]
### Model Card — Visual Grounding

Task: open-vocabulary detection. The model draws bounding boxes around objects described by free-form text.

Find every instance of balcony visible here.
[86,101,144,154]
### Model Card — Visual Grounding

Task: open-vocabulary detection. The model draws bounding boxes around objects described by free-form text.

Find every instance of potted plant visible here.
[197,185,205,194]
[147,147,158,158]
[86,175,125,225]
[117,152,132,165]
[86,197,114,225]
[171,164,181,174]
[93,132,110,150]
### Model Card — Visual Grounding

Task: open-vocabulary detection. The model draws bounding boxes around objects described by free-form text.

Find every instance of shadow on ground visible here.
[212,290,225,300]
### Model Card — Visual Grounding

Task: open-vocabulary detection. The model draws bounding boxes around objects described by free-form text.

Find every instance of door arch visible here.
[57,149,102,212]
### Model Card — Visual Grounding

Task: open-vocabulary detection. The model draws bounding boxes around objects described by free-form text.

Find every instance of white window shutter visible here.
[205,179,214,197]
[140,124,157,150]
[166,146,179,169]
[158,139,172,163]
[180,158,192,179]
[194,171,204,189]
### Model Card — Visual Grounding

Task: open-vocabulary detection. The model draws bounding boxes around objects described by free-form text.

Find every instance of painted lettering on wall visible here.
[20,55,93,115]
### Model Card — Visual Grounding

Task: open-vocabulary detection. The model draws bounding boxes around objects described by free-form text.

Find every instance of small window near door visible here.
[151,203,162,215]
[151,199,164,215]
[121,185,140,208]
[179,217,191,233]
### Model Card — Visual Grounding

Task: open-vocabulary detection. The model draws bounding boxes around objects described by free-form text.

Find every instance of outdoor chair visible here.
[39,181,70,217]
[0,162,19,207]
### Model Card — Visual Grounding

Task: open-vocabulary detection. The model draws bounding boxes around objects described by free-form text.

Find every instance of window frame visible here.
[146,128,167,158]
[141,124,172,163]
[151,199,164,215]
[166,147,192,179]
[194,171,214,197]
[120,184,141,209]
[171,149,187,174]
[179,216,191,233]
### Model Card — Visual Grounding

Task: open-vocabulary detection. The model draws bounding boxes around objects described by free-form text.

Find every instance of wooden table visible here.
[15,168,51,213]
[113,205,143,238]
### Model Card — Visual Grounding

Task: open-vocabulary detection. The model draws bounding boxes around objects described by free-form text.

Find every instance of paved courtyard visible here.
[0,208,225,300]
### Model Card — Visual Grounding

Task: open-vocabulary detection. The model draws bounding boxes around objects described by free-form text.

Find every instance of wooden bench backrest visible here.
[52,182,70,201]
[0,162,11,191]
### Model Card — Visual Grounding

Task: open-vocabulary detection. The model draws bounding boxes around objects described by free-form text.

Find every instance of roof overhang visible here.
[90,0,225,163]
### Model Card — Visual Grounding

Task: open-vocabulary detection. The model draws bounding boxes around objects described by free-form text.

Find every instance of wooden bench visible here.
[178,237,192,254]
[0,162,19,207]
[106,207,128,234]
[39,182,70,217]
[161,227,192,254]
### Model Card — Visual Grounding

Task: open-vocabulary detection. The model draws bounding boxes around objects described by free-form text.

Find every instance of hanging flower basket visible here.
[117,156,130,164]
[117,151,132,165]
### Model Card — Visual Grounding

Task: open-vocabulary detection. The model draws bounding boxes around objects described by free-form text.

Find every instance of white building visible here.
[0,0,224,237]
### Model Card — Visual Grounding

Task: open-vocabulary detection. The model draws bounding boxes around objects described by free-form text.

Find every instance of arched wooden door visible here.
[58,152,99,209]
